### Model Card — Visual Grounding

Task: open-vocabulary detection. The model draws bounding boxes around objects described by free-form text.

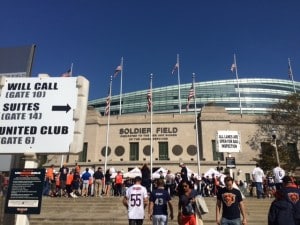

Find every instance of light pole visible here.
[271,129,280,166]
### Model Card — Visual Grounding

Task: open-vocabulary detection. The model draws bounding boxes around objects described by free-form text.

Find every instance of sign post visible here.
[0,76,89,225]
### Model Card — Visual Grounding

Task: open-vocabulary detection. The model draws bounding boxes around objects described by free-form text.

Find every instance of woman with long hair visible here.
[104,169,112,196]
[178,180,199,225]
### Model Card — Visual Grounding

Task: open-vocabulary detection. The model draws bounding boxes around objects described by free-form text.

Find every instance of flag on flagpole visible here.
[147,89,152,112]
[105,82,111,116]
[186,84,195,111]
[114,65,122,77]
[288,62,293,79]
[172,62,179,74]
[230,63,236,72]
[105,94,111,116]
[61,69,72,77]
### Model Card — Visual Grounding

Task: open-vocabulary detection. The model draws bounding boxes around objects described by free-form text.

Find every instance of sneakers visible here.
[70,192,78,198]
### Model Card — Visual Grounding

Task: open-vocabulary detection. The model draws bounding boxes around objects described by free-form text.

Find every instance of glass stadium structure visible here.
[89,78,299,115]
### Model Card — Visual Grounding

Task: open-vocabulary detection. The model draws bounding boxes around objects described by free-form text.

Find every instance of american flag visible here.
[230,63,236,72]
[186,84,195,111]
[105,95,111,116]
[147,89,152,112]
[172,62,179,74]
[61,69,72,77]
[288,63,293,79]
[114,65,122,77]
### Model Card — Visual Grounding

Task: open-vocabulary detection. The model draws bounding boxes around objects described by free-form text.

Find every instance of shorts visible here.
[82,180,89,189]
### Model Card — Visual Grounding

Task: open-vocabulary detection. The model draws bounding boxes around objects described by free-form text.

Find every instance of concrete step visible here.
[26,196,272,225]
[1,196,272,225]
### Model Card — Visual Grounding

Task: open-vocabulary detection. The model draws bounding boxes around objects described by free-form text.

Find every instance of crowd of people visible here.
[123,162,248,225]
[39,162,300,225]
[41,162,246,200]
[42,163,131,198]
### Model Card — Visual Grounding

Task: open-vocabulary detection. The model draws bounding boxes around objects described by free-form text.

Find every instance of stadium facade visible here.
[48,78,299,181]
[89,78,299,115]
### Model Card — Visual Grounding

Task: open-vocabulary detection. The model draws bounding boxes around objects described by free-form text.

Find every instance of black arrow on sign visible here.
[52,104,71,113]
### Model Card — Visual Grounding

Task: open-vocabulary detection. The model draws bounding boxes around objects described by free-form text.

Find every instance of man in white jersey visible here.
[252,163,265,199]
[273,163,285,190]
[123,176,148,225]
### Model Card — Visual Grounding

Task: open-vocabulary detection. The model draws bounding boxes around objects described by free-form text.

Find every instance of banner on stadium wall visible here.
[216,130,241,153]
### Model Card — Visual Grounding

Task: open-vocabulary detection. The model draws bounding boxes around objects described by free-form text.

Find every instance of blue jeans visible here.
[255,182,263,198]
[42,179,50,196]
[152,215,168,225]
[221,217,241,225]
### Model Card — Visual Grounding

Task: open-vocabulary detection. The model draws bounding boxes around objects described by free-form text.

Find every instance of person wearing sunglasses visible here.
[178,180,201,225]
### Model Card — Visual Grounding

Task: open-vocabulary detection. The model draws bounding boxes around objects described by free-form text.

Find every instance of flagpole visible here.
[149,73,153,191]
[104,75,113,174]
[119,57,124,115]
[177,54,182,114]
[288,58,296,93]
[233,54,242,117]
[70,63,74,76]
[192,73,201,176]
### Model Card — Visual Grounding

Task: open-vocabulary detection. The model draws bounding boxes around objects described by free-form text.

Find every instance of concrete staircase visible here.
[23,196,272,225]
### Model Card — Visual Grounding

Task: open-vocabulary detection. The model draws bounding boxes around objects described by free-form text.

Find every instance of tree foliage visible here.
[247,93,300,172]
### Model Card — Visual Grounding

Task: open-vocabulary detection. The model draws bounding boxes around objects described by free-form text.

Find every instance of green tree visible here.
[247,93,300,172]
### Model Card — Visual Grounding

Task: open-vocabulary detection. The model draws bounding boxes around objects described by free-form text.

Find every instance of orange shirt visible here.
[66,173,74,185]
[115,174,123,184]
[46,167,54,180]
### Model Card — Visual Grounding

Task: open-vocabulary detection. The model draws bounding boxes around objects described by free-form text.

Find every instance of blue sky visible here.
[1,0,300,100]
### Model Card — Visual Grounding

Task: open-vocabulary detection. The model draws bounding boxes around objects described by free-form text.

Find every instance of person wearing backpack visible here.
[268,176,300,225]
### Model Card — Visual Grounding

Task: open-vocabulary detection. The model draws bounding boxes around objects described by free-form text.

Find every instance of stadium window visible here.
[159,142,169,160]
[79,142,88,162]
[212,140,224,161]
[287,142,299,164]
[130,142,139,161]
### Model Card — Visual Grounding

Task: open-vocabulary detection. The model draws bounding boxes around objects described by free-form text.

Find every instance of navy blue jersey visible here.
[150,188,171,215]
[268,199,296,225]
[278,187,300,220]
[217,187,243,220]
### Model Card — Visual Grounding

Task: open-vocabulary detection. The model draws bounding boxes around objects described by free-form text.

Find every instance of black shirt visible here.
[217,187,243,220]
[93,170,104,180]
[59,166,69,181]
[180,166,188,182]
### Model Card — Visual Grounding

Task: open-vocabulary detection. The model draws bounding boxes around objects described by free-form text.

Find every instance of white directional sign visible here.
[0,77,78,153]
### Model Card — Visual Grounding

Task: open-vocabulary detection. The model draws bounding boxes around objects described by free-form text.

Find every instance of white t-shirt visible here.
[125,184,148,219]
[273,166,285,183]
[252,167,265,182]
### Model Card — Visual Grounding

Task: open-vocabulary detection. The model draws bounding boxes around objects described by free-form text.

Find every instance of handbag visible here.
[195,196,209,215]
